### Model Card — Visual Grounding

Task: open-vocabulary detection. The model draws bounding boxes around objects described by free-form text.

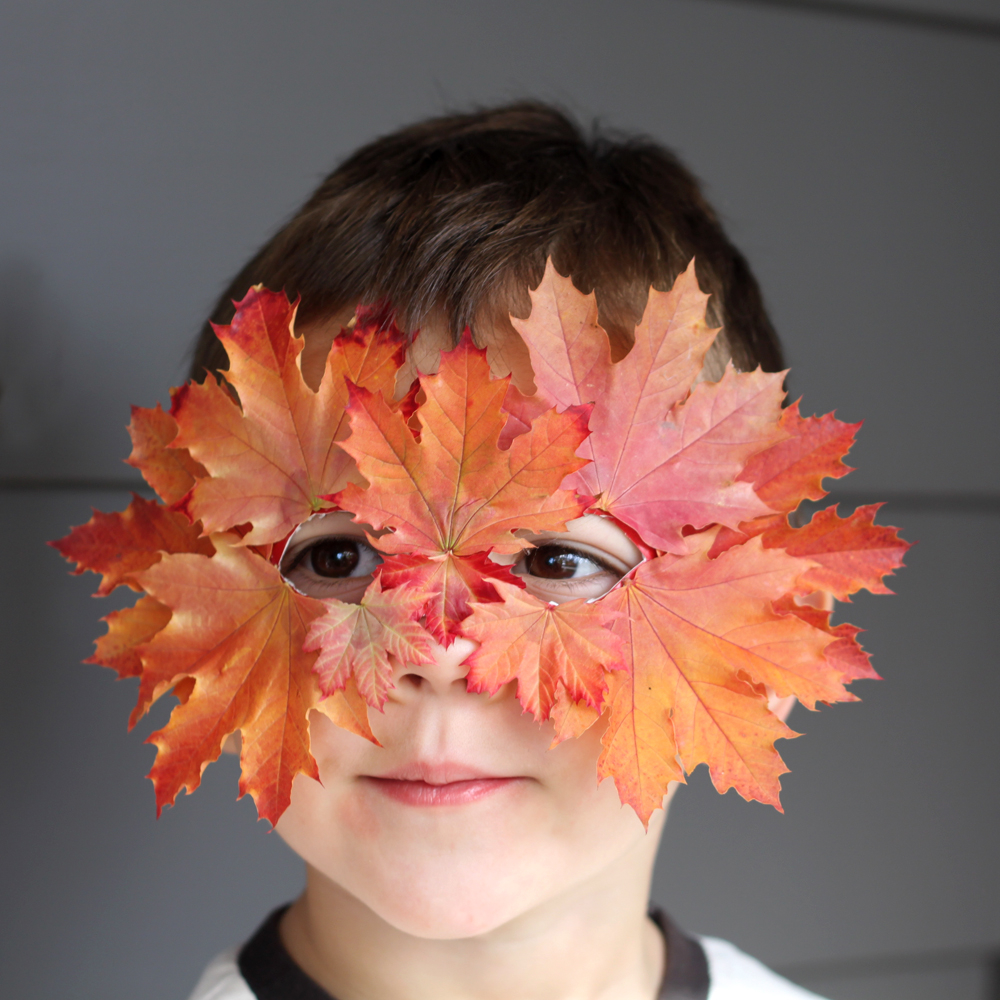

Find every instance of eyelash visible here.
[283,536,382,578]
[517,544,624,580]
[281,536,628,605]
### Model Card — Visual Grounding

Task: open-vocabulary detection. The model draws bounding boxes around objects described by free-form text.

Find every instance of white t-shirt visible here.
[187,930,828,1000]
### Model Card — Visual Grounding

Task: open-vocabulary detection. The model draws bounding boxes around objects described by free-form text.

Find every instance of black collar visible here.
[238,904,709,1000]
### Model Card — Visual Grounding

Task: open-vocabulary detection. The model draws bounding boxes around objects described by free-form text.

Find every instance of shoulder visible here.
[701,937,828,1000]
[185,948,255,1000]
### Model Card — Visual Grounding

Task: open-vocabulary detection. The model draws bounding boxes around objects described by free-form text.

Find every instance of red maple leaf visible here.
[171,288,407,546]
[760,503,911,601]
[377,551,512,647]
[739,400,860,513]
[51,493,213,595]
[332,333,591,642]
[705,407,909,603]
[52,267,909,826]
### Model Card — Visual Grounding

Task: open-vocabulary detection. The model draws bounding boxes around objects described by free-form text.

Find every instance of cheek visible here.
[274,699,653,938]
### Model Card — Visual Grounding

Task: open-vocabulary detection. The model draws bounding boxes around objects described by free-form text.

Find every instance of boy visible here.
[183,102,827,1000]
[59,101,904,999]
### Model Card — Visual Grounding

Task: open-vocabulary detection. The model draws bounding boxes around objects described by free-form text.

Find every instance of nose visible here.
[392,635,477,698]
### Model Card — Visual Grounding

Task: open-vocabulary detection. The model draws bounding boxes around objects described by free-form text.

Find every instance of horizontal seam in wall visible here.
[696,0,1000,41]
[776,942,1000,983]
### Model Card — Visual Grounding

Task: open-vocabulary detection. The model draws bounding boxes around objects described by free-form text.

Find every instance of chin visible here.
[328,794,568,936]
[277,773,601,939]
[346,855,555,939]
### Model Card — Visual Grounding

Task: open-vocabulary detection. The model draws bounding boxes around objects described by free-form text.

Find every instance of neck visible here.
[280,830,665,1000]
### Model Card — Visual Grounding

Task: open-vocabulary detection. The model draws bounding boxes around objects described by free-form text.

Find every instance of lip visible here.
[362,776,522,806]
[361,762,526,807]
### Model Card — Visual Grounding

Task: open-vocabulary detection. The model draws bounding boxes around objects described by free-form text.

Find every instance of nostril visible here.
[399,672,424,690]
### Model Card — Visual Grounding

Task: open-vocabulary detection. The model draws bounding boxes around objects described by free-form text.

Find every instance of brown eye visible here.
[308,539,362,578]
[281,534,383,601]
[523,544,609,580]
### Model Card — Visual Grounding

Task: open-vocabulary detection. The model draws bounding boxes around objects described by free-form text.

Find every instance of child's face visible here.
[272,317,671,938]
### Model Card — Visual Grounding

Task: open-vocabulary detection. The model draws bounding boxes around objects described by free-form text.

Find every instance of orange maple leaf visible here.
[304,578,436,709]
[333,333,591,642]
[126,400,208,504]
[514,261,785,553]
[596,532,851,825]
[463,579,624,722]
[772,595,880,683]
[597,666,687,826]
[171,288,406,546]
[548,684,604,747]
[87,595,172,680]
[51,494,213,596]
[133,535,368,825]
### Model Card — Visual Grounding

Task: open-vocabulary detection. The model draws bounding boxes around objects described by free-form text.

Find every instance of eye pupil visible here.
[528,545,582,580]
[309,540,360,578]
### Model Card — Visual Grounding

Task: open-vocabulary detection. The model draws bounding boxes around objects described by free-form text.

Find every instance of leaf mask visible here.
[53,262,909,827]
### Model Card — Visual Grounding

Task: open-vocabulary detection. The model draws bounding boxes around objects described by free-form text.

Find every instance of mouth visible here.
[361,763,526,807]
[362,776,522,806]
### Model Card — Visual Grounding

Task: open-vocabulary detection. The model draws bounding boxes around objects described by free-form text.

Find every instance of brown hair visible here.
[190,101,783,379]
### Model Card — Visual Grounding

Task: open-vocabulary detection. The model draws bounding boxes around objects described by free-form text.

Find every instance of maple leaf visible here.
[737,400,859,514]
[597,666,687,826]
[172,288,406,546]
[761,503,911,601]
[133,535,332,825]
[509,260,612,411]
[51,494,213,596]
[313,676,379,744]
[377,551,509,647]
[304,578,436,709]
[772,595,879,683]
[708,402,862,559]
[126,400,207,504]
[595,532,856,825]
[332,333,591,642]
[498,383,551,450]
[87,595,172,680]
[548,684,603,747]
[463,579,624,721]
[51,266,910,829]
[515,261,784,553]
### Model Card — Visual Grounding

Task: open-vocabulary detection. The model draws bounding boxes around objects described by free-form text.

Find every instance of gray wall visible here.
[1,2,997,998]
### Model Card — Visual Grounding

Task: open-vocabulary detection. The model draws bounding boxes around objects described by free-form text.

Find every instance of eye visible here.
[513,542,628,604]
[306,538,366,578]
[281,535,383,602]
[522,544,609,580]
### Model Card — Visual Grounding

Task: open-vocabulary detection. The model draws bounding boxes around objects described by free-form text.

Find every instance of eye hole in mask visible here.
[281,533,383,603]
[513,541,633,604]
